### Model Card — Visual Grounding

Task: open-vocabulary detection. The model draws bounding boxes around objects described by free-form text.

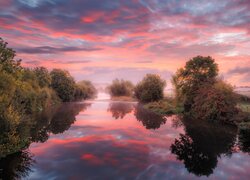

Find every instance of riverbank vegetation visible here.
[145,56,250,128]
[134,74,166,103]
[107,79,135,101]
[0,38,96,157]
[106,55,250,128]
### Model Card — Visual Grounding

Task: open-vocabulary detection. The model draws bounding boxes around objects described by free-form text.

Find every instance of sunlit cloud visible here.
[0,0,250,85]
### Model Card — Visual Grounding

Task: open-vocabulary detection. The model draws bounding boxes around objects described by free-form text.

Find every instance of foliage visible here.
[74,80,97,100]
[134,74,166,103]
[34,67,51,87]
[144,99,183,115]
[190,81,238,124]
[172,56,218,110]
[0,38,22,76]
[50,69,76,102]
[107,79,134,97]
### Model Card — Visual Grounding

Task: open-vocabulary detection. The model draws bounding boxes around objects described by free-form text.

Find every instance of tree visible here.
[191,80,239,124]
[172,56,218,110]
[74,80,97,100]
[50,69,76,102]
[0,38,22,76]
[107,79,134,97]
[34,67,51,87]
[134,74,166,103]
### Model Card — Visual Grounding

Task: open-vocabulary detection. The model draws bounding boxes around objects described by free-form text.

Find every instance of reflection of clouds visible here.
[29,135,150,179]
[23,101,250,179]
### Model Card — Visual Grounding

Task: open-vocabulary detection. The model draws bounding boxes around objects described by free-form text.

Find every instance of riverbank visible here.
[110,96,136,102]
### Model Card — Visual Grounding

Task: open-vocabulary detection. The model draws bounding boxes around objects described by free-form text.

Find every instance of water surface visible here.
[1,94,250,179]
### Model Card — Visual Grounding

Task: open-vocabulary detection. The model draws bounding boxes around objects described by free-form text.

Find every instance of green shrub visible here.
[134,74,166,103]
[107,79,134,97]
[190,81,238,124]
[34,67,51,87]
[75,80,97,100]
[50,69,76,102]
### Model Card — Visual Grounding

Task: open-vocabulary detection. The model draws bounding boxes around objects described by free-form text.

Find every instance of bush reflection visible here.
[0,102,90,179]
[171,116,237,177]
[135,104,167,129]
[107,102,134,119]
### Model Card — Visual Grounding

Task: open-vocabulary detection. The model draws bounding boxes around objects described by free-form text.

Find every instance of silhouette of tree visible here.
[238,128,250,154]
[0,151,34,180]
[171,115,237,177]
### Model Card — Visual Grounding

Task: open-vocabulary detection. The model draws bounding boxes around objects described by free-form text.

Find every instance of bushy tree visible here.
[74,80,97,100]
[50,69,76,102]
[34,67,51,87]
[134,74,166,103]
[107,79,134,97]
[191,80,238,124]
[172,56,218,110]
[0,38,21,76]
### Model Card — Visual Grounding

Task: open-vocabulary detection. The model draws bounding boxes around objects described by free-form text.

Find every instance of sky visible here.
[0,0,250,86]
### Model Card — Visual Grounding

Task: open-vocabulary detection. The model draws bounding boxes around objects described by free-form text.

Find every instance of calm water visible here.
[1,93,250,180]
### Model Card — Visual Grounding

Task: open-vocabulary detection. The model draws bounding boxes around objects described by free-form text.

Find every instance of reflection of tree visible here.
[0,102,91,178]
[135,104,167,129]
[49,103,90,134]
[107,102,134,119]
[171,134,217,176]
[238,128,250,153]
[0,151,34,180]
[30,102,91,142]
[171,116,183,129]
[171,116,237,177]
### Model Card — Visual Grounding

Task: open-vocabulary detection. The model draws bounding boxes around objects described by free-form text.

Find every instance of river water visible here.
[1,93,250,179]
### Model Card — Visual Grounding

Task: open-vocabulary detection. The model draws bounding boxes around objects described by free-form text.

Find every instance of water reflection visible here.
[0,102,90,179]
[135,104,167,129]
[0,151,34,180]
[171,116,237,177]
[30,103,90,143]
[107,102,134,119]
[1,100,250,179]
[49,103,90,134]
[238,128,250,154]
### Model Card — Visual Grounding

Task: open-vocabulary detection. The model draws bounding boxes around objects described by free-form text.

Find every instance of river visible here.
[1,93,250,179]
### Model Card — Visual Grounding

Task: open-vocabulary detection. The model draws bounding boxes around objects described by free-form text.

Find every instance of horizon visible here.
[1,0,250,86]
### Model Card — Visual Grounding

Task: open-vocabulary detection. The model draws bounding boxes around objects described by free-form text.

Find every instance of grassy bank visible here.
[111,96,136,102]
[143,97,183,115]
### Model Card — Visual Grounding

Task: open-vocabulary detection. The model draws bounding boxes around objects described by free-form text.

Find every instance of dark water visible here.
[1,94,250,180]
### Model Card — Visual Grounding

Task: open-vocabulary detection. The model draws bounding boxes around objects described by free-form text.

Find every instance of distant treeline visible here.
[0,38,96,128]
[107,56,250,126]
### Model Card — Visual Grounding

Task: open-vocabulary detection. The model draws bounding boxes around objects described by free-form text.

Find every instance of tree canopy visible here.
[135,74,166,103]
[172,56,218,110]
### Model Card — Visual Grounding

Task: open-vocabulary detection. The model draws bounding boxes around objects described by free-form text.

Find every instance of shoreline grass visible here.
[110,96,136,102]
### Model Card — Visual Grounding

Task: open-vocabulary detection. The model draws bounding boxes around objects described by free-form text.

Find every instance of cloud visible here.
[0,0,250,86]
[52,60,91,64]
[16,46,102,54]
[227,67,250,84]
[73,67,173,84]
[228,67,250,75]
